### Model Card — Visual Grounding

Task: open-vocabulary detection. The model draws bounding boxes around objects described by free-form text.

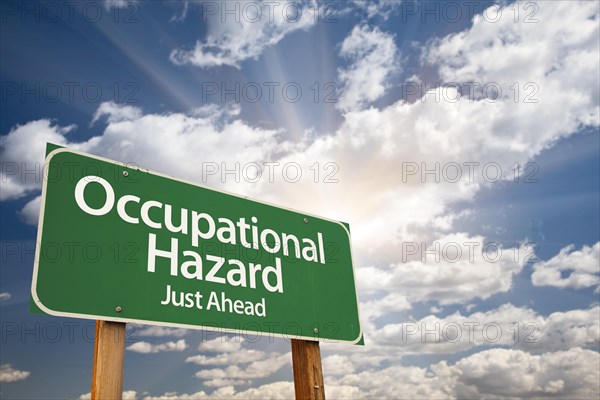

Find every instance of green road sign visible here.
[31,145,362,344]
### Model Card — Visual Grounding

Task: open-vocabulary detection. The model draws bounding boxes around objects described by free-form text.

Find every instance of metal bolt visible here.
[313,328,319,334]
[115,306,122,313]
[122,171,129,177]
[304,218,308,223]
[314,385,320,389]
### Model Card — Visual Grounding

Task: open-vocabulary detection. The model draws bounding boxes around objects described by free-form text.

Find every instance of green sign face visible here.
[31,146,362,344]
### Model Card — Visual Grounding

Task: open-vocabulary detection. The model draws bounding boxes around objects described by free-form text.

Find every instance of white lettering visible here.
[74,176,115,216]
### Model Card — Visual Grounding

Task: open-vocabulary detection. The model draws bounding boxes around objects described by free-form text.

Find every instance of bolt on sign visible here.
[31,144,363,344]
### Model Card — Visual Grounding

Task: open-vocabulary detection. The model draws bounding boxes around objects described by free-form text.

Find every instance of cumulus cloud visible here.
[448,347,599,399]
[357,233,531,306]
[2,101,282,227]
[337,25,398,112]
[264,0,598,263]
[191,352,291,389]
[351,0,400,20]
[186,349,266,366]
[132,325,189,338]
[322,354,356,376]
[187,339,288,387]
[360,292,411,323]
[18,195,41,225]
[197,337,246,353]
[371,304,600,355]
[321,302,599,384]
[532,306,600,352]
[94,346,600,399]
[143,382,294,400]
[123,392,140,400]
[126,339,187,354]
[92,101,143,125]
[327,362,453,399]
[0,120,72,201]
[532,242,600,291]
[194,352,290,382]
[170,1,316,68]
[170,0,189,23]
[103,0,137,11]
[0,364,30,382]
[425,1,599,129]
[203,378,248,388]
[140,383,367,399]
[327,347,600,399]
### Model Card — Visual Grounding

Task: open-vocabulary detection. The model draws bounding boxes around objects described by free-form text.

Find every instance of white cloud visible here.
[371,304,600,355]
[133,325,189,338]
[324,384,369,399]
[426,1,599,130]
[321,303,598,381]
[322,354,355,376]
[170,1,316,68]
[194,352,291,382]
[532,242,600,291]
[126,339,187,354]
[98,345,600,399]
[448,347,599,399]
[103,0,137,11]
[0,120,72,201]
[132,346,600,399]
[124,391,139,400]
[0,364,30,382]
[0,292,11,301]
[197,337,245,353]
[221,382,294,399]
[4,106,277,227]
[352,0,400,20]
[188,340,286,387]
[328,362,453,399]
[143,382,293,400]
[337,25,398,112]
[186,349,266,366]
[3,101,282,227]
[203,378,247,388]
[170,1,189,23]
[533,306,600,352]
[360,292,411,325]
[92,101,143,125]
[18,195,41,225]
[357,233,530,306]
[265,1,598,264]
[327,347,600,399]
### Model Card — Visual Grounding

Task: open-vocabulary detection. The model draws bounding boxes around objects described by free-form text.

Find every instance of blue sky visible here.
[1,1,599,398]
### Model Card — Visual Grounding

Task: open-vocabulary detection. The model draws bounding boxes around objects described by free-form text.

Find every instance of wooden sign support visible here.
[91,321,126,400]
[291,339,325,400]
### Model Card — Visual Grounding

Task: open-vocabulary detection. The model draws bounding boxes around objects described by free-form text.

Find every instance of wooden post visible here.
[291,339,325,400]
[91,321,126,400]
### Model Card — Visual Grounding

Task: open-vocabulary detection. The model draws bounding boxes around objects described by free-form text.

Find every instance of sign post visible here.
[292,339,325,400]
[91,321,126,399]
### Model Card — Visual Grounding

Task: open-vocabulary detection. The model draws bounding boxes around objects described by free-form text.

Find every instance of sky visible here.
[0,0,599,398]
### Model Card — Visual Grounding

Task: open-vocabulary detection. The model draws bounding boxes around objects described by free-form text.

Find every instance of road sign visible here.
[31,145,362,344]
